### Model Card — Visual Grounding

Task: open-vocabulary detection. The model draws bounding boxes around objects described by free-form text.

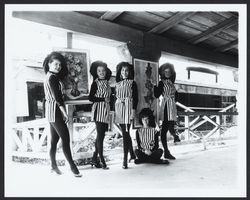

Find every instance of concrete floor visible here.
[5,139,245,198]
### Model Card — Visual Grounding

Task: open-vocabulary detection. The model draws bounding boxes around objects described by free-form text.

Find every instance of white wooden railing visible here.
[11,104,237,158]
[12,118,50,153]
[176,102,237,149]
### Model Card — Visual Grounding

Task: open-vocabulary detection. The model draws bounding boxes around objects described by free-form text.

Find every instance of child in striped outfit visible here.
[114,62,138,169]
[154,63,181,160]
[134,108,169,164]
[89,61,112,169]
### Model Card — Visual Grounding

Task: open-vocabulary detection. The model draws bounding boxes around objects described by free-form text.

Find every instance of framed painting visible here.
[53,48,90,102]
[133,58,159,128]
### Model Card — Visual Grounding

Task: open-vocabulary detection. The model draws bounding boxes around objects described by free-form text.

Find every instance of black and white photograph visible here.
[4,4,246,198]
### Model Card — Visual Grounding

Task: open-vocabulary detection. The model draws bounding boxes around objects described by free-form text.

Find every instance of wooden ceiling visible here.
[77,11,238,56]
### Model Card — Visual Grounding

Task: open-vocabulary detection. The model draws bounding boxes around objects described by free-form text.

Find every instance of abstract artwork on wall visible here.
[133,58,159,128]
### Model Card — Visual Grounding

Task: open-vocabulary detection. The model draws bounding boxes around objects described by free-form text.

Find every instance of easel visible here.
[65,99,91,154]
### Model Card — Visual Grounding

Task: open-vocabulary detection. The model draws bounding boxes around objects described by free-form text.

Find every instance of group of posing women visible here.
[43,51,181,177]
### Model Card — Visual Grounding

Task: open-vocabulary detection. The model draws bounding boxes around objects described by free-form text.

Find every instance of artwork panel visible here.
[133,58,159,128]
[54,48,90,102]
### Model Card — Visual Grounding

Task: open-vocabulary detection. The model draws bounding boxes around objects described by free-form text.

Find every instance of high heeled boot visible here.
[100,157,109,170]
[91,152,101,168]
[122,160,128,169]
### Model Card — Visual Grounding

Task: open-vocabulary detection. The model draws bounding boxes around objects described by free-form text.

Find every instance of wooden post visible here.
[22,128,28,152]
[33,128,39,152]
[66,32,74,156]
[184,115,189,140]
[216,115,221,138]
[67,32,73,49]
[46,124,51,153]
[66,104,74,154]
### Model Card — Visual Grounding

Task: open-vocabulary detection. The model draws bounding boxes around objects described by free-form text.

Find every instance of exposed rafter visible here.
[12,11,143,46]
[148,12,196,34]
[100,12,123,21]
[12,11,238,68]
[188,16,238,44]
[214,39,238,52]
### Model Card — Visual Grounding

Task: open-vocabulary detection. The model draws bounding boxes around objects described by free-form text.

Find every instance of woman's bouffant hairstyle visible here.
[90,60,112,81]
[116,62,134,82]
[138,108,156,128]
[159,63,176,83]
[43,51,68,80]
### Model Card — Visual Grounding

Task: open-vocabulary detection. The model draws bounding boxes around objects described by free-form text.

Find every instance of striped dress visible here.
[115,79,136,124]
[44,72,65,122]
[155,79,177,121]
[136,128,158,151]
[89,79,111,124]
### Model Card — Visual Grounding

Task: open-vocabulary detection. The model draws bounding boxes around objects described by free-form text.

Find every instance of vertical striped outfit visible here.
[115,79,138,125]
[44,72,65,122]
[89,78,111,124]
[155,79,177,121]
[136,127,159,152]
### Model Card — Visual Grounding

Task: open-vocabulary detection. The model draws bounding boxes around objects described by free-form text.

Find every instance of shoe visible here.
[91,152,102,168]
[134,159,145,164]
[122,161,128,169]
[164,151,176,160]
[71,167,82,177]
[101,160,109,170]
[51,167,62,175]
[73,171,82,177]
[128,155,136,163]
[102,163,109,170]
[153,159,169,164]
[174,135,181,143]
[90,160,102,168]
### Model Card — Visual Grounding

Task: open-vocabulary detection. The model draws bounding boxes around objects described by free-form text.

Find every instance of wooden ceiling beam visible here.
[188,16,238,44]
[12,11,143,46]
[214,39,238,52]
[144,33,238,68]
[12,11,238,68]
[148,12,196,34]
[100,11,123,21]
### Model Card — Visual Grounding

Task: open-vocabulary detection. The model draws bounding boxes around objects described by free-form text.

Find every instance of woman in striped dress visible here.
[114,62,138,169]
[154,63,181,160]
[89,61,112,169]
[43,52,82,177]
[134,108,169,164]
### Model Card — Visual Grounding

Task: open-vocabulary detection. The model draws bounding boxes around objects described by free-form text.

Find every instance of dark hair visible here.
[116,62,134,82]
[159,63,176,83]
[138,108,156,128]
[43,51,68,80]
[90,60,112,80]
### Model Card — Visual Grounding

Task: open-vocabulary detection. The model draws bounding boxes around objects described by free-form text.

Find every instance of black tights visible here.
[120,124,136,162]
[94,122,108,164]
[161,121,176,152]
[49,108,78,172]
